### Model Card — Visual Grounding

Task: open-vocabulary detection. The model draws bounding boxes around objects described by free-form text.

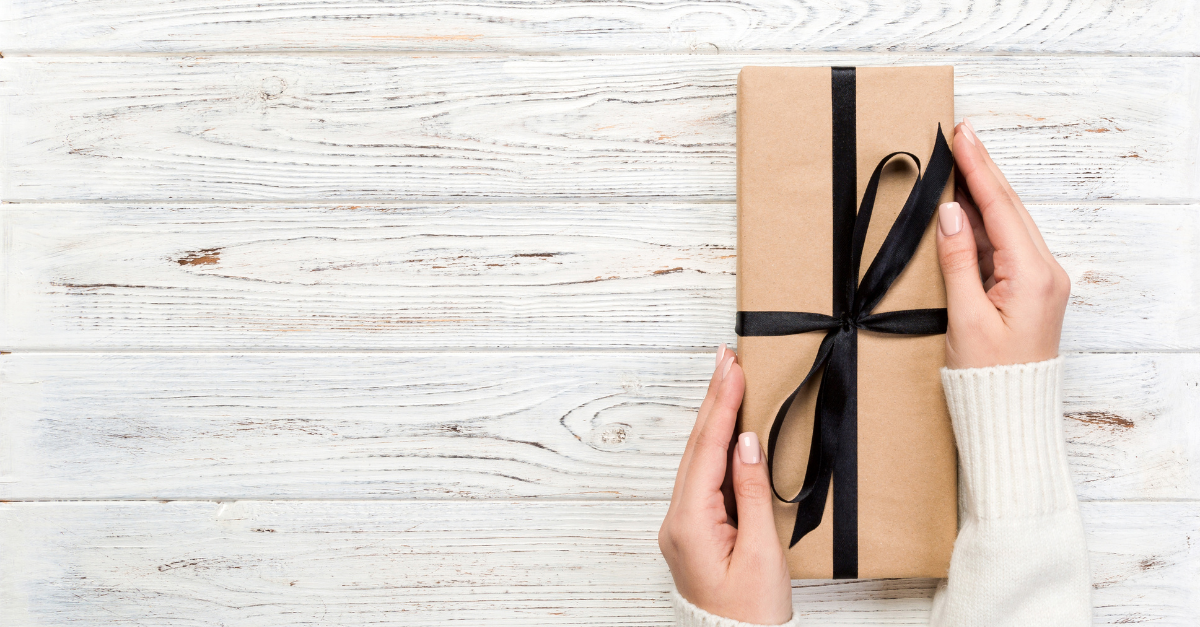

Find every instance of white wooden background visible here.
[1,1,1198,624]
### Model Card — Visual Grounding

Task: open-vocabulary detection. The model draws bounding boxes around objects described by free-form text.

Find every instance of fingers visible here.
[670,344,731,509]
[953,123,1041,261]
[681,354,744,506]
[954,183,995,283]
[961,118,1055,264]
[728,431,792,625]
[936,201,997,326]
[730,431,780,553]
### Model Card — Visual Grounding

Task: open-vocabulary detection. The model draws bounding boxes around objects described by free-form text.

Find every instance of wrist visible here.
[940,356,1077,519]
[671,589,797,627]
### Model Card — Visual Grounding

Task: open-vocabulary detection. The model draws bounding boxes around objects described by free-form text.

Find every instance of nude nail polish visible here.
[960,119,977,145]
[738,432,761,464]
[720,355,735,381]
[939,202,963,236]
[715,343,726,369]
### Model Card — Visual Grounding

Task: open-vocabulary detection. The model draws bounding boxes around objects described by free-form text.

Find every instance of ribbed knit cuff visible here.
[671,591,800,627]
[941,356,1078,520]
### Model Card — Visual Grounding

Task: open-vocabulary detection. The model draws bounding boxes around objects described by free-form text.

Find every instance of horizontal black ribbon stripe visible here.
[735,67,953,579]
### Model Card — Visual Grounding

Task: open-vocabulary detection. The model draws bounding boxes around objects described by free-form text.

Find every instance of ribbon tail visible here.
[784,329,858,554]
[789,363,836,546]
[763,330,851,548]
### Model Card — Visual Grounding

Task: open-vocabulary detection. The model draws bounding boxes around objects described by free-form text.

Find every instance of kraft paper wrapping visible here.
[736,66,958,579]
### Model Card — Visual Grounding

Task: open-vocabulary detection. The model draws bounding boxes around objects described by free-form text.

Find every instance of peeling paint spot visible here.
[1066,411,1135,430]
[1137,556,1165,571]
[653,267,683,275]
[1080,270,1117,285]
[177,248,222,266]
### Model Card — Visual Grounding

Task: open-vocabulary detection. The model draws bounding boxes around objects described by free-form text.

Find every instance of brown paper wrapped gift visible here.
[735,66,957,579]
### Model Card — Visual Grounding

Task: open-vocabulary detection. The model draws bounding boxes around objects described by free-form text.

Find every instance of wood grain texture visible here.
[2,0,1197,55]
[2,0,1195,623]
[1,500,1196,625]
[2,56,1197,202]
[2,203,1196,351]
[2,351,1196,501]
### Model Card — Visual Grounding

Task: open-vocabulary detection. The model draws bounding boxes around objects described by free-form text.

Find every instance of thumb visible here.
[936,201,990,322]
[731,432,783,557]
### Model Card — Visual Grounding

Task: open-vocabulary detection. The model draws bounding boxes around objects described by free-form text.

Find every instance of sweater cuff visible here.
[671,590,800,627]
[941,356,1078,520]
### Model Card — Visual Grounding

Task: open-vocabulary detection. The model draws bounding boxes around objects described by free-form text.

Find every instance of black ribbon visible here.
[735,67,953,579]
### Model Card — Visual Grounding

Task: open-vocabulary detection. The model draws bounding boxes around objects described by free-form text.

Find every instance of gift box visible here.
[735,66,957,579]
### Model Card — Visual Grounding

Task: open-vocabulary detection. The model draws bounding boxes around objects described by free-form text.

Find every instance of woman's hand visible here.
[937,118,1071,370]
[658,345,792,624]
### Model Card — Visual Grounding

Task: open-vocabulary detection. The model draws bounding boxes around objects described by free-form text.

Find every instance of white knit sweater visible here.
[673,357,1092,626]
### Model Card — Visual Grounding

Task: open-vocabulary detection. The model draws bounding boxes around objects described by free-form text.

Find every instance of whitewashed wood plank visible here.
[2,56,1196,202]
[0,500,1195,625]
[1,203,1195,351]
[2,352,1195,500]
[2,0,1196,55]
[1061,354,1200,502]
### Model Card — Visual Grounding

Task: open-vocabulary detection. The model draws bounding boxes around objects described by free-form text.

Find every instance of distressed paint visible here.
[1,56,1197,202]
[1,1,1197,623]
[0,500,1196,625]
[0,204,1196,350]
[1,352,1197,501]
[1,0,1197,54]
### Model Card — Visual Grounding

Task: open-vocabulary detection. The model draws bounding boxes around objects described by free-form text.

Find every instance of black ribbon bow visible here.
[735,67,953,579]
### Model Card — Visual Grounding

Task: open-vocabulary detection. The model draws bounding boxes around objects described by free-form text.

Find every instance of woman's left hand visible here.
[658,345,793,624]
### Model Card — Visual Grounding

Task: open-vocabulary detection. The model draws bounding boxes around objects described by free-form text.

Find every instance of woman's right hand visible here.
[936,118,1071,370]
[658,346,793,625]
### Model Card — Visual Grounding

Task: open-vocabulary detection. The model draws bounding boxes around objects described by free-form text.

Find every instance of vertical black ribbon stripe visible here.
[829,66,859,579]
[734,67,954,579]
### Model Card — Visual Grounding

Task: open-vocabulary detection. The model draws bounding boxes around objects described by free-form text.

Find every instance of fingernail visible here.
[963,117,977,134]
[720,355,735,381]
[715,343,726,369]
[939,202,963,236]
[960,119,977,146]
[738,432,761,464]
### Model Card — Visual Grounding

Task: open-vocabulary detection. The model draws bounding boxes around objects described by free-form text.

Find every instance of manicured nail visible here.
[715,343,726,369]
[738,432,761,464]
[939,202,963,236]
[963,117,977,134]
[720,354,735,381]
[960,119,977,146]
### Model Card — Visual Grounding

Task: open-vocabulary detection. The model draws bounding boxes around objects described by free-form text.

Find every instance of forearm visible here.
[931,357,1092,626]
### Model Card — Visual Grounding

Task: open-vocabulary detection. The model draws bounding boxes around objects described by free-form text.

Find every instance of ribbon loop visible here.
[735,68,954,579]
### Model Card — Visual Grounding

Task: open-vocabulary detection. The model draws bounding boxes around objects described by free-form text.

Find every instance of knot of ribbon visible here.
[734,66,954,579]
